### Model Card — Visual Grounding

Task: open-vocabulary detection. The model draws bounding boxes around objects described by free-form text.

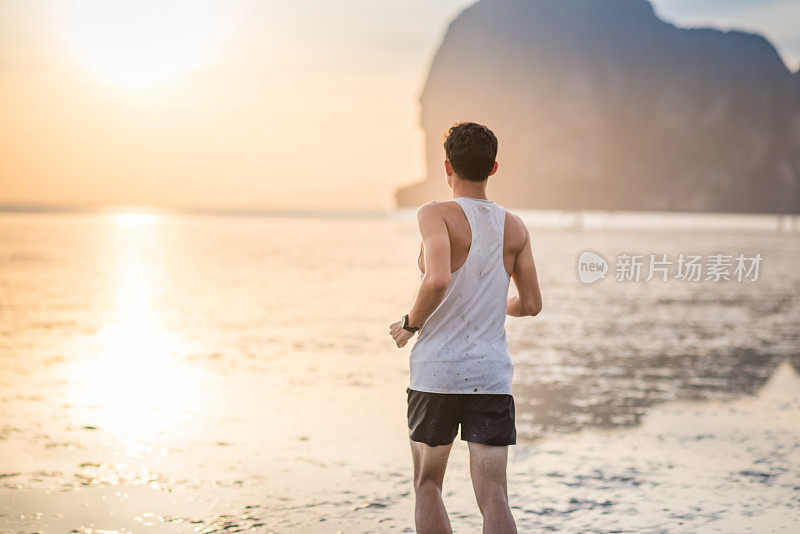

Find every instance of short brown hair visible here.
[443,122,498,182]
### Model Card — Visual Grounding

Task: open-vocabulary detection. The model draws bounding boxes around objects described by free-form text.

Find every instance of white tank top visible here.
[409,196,514,394]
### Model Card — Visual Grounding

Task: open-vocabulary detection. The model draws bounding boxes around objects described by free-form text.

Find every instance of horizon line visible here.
[1,202,799,219]
[0,202,393,219]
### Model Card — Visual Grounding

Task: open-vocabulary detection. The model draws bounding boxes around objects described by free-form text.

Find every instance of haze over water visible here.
[1,210,798,532]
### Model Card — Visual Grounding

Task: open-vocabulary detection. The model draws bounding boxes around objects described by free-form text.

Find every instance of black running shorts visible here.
[406,387,517,447]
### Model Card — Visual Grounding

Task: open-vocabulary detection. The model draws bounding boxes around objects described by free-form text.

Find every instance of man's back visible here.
[416,199,528,279]
[409,196,526,394]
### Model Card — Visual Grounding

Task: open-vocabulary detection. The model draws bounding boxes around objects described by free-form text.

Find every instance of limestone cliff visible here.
[396,0,800,213]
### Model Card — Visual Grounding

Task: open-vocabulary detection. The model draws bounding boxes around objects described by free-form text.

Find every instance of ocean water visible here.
[0,211,798,533]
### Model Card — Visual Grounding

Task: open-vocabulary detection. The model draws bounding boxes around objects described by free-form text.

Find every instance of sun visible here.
[58,0,231,88]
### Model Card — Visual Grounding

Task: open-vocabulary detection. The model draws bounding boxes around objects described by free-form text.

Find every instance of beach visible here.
[1,211,798,533]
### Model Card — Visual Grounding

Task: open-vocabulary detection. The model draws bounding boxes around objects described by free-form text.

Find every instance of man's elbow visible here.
[522,299,542,317]
[423,274,450,293]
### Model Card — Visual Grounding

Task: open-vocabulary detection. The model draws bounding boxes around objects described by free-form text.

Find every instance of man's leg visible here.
[468,442,517,534]
[410,439,453,534]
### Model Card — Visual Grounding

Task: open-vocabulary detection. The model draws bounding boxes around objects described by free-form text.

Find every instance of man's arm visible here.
[506,219,542,317]
[408,202,451,327]
[389,202,451,347]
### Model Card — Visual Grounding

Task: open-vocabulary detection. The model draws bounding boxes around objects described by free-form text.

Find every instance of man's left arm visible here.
[389,203,451,348]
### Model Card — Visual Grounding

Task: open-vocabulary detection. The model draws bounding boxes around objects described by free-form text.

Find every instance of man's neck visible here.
[451,180,489,201]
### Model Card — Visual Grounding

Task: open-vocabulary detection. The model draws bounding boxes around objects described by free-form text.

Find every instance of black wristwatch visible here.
[402,314,421,333]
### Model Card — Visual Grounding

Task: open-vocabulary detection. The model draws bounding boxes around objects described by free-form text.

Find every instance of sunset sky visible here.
[1,0,799,211]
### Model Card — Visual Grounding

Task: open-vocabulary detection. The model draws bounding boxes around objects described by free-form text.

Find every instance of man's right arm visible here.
[507,218,542,317]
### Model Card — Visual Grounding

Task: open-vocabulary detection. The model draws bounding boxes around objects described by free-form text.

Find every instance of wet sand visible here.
[0,212,798,532]
[2,356,798,533]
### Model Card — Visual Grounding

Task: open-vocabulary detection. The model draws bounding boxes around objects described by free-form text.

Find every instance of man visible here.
[389,122,543,534]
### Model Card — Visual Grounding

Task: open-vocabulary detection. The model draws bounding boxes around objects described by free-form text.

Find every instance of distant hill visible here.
[396,0,800,213]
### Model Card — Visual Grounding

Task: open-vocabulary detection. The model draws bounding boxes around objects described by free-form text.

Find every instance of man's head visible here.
[443,122,498,183]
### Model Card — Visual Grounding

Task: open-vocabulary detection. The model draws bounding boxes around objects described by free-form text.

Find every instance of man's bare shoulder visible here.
[416,200,460,221]
[504,209,529,250]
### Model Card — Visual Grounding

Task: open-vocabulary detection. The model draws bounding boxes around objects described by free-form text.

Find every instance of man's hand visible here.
[389,319,415,348]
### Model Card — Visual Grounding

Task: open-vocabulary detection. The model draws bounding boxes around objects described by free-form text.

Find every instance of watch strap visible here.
[402,314,421,333]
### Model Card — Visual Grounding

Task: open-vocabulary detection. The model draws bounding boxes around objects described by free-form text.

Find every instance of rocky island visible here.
[396,0,800,213]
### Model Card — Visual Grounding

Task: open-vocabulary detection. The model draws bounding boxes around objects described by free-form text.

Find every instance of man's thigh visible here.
[467,442,510,503]
[410,438,454,487]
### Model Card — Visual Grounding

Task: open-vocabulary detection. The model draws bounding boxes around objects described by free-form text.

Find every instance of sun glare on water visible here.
[109,212,163,227]
[58,0,232,88]
[63,218,208,452]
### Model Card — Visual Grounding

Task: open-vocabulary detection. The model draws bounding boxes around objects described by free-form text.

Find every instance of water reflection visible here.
[513,348,798,440]
[507,228,799,441]
[63,215,203,453]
